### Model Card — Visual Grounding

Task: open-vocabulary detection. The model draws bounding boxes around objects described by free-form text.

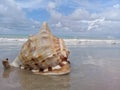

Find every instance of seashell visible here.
[2,58,11,69]
[20,66,25,70]
[62,61,68,65]
[11,22,70,75]
[52,65,61,70]
[31,69,39,73]
[43,68,48,72]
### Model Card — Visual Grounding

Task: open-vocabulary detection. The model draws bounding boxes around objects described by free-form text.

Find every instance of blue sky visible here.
[0,0,120,38]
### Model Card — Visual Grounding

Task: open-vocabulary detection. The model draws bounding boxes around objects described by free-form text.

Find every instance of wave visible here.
[0,38,27,42]
[0,38,120,46]
[64,39,120,46]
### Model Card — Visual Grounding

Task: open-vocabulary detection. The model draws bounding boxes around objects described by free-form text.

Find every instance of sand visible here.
[0,42,120,90]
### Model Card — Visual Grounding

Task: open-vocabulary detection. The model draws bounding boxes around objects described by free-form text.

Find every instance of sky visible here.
[0,0,120,38]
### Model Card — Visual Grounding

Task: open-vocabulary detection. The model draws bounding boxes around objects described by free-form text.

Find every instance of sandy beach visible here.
[0,40,120,90]
[1,0,120,89]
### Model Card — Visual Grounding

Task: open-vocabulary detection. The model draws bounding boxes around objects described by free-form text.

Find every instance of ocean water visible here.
[1,34,120,46]
[0,34,120,90]
[0,34,28,38]
[0,34,120,49]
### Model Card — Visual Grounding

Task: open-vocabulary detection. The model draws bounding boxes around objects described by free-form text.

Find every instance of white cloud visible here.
[48,1,120,37]
[68,8,90,20]
[87,17,105,31]
[113,4,120,8]
[0,4,8,14]
[0,0,40,34]
[47,2,62,23]
[1,0,120,37]
[47,2,56,9]
[15,0,43,9]
[98,4,120,21]
[55,22,62,28]
[0,0,26,21]
[15,0,61,10]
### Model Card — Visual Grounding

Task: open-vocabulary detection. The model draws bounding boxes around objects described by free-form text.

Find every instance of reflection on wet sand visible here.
[18,70,70,90]
[2,68,70,90]
[2,68,13,78]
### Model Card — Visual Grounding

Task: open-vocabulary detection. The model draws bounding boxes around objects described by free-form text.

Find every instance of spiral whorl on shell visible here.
[13,22,70,75]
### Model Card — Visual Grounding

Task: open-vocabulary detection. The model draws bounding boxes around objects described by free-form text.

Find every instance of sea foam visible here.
[0,38,120,46]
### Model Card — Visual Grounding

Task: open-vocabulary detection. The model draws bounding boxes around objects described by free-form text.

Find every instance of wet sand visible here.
[0,43,120,90]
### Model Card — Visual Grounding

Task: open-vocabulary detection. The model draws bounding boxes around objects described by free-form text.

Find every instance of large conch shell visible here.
[11,22,70,75]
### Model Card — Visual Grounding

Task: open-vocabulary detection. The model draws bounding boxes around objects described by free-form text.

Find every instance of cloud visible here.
[15,0,43,9]
[113,4,120,8]
[46,1,62,25]
[0,0,25,19]
[99,4,120,21]
[1,0,120,38]
[47,1,120,38]
[87,17,105,31]
[15,0,61,10]
[67,8,90,20]
[47,2,56,9]
[0,0,40,34]
[55,22,62,28]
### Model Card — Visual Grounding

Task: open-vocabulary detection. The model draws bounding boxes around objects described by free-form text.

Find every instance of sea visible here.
[0,34,120,47]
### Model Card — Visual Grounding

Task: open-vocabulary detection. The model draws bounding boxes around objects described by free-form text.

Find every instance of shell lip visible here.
[32,63,70,75]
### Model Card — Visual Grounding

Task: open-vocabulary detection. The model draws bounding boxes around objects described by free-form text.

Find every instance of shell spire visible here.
[40,22,51,33]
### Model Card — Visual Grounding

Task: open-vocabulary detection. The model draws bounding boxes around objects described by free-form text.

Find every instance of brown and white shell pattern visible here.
[14,22,70,74]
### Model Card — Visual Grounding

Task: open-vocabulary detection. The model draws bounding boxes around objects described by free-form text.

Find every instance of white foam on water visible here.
[64,39,120,46]
[0,38,27,46]
[0,38,27,42]
[0,38,120,46]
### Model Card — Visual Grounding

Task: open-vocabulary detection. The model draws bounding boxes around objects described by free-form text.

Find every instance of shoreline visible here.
[0,37,120,47]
